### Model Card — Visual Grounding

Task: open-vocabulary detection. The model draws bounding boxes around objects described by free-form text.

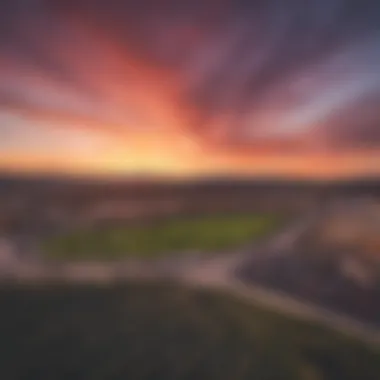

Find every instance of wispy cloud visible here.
[0,0,380,175]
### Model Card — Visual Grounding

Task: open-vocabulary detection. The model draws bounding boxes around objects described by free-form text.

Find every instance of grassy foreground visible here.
[42,214,282,259]
[0,282,379,380]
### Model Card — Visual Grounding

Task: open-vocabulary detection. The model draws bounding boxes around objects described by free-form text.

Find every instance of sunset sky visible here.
[0,0,380,178]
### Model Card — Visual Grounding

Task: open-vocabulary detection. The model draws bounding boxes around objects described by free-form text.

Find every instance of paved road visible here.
[1,215,380,347]
[177,257,380,347]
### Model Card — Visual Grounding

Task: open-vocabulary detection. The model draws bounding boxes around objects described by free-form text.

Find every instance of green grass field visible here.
[42,213,282,260]
[0,282,379,380]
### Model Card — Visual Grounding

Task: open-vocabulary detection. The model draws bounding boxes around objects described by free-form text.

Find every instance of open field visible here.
[41,213,282,260]
[0,282,379,380]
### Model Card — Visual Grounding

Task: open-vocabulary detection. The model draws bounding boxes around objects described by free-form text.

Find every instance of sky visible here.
[0,0,380,178]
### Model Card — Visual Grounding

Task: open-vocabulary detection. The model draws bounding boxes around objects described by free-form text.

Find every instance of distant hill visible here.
[0,170,379,192]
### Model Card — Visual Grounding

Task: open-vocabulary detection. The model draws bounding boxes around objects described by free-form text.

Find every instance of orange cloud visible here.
[1,7,380,179]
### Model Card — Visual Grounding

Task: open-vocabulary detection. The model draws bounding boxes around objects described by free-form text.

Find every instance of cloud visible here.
[0,0,380,154]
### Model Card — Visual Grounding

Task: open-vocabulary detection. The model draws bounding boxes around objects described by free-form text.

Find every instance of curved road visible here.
[1,215,380,347]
